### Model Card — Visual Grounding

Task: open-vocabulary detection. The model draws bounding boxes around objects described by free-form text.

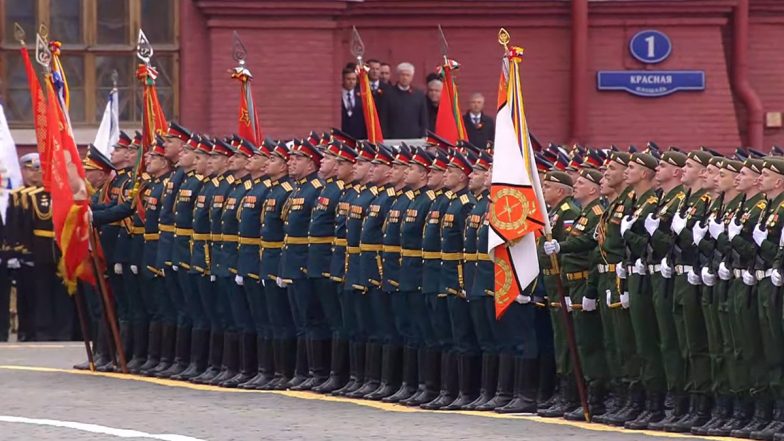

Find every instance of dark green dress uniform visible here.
[361,184,395,344]
[422,189,451,349]
[330,182,359,340]
[6,186,38,341]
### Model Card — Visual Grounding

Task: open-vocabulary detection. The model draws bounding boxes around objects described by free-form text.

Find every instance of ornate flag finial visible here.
[498,28,510,50]
[13,23,25,45]
[232,31,248,66]
[111,69,119,88]
[35,32,51,68]
[38,23,48,40]
[136,29,153,64]
[438,24,449,63]
[350,26,365,64]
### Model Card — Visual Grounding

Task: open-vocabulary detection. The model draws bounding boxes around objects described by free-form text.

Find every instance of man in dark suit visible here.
[387,62,428,139]
[340,66,367,140]
[463,93,495,149]
[425,74,443,133]
[367,59,392,137]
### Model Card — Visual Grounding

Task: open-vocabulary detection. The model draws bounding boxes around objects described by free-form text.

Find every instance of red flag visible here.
[133,64,168,221]
[19,46,51,190]
[356,64,384,143]
[232,66,263,144]
[44,79,94,292]
[434,59,466,144]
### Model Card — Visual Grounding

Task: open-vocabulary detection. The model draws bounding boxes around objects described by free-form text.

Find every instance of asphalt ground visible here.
[0,342,730,441]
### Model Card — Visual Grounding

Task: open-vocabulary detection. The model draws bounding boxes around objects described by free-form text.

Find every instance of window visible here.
[0,0,178,127]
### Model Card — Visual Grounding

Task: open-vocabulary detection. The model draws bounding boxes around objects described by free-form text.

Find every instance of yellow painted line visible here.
[0,364,733,440]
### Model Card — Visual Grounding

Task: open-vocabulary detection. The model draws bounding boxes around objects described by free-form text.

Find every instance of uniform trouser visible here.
[266,282,296,340]
[756,279,783,397]
[596,272,621,381]
[407,290,434,348]
[353,288,375,343]
[156,268,178,326]
[389,290,413,346]
[179,270,208,331]
[729,277,767,397]
[712,278,737,396]
[289,278,331,341]
[369,287,396,344]
[599,271,640,386]
[0,266,9,341]
[123,264,147,325]
[701,281,728,395]
[244,278,270,338]
[469,296,496,354]
[108,271,127,323]
[34,263,74,341]
[141,268,165,323]
[425,293,453,351]
[628,272,667,393]
[650,272,685,393]
[196,273,222,331]
[672,274,711,394]
[532,275,554,358]
[315,278,343,338]
[14,265,36,340]
[447,295,480,356]
[568,278,609,386]
[497,302,538,358]
[339,288,360,342]
[221,276,254,334]
[544,278,571,376]
[166,266,190,327]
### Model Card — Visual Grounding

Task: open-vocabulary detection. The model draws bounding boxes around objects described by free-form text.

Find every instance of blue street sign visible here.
[629,30,672,64]
[597,71,705,97]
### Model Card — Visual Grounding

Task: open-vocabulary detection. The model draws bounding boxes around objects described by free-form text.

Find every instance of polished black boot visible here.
[421,351,458,410]
[463,352,498,410]
[221,332,257,388]
[536,354,556,407]
[594,382,626,424]
[495,357,538,414]
[332,341,365,396]
[732,398,774,438]
[604,385,645,426]
[137,322,161,374]
[565,382,607,421]
[172,328,209,381]
[384,345,418,403]
[191,330,224,384]
[692,395,733,436]
[539,376,579,417]
[667,394,712,432]
[709,396,753,436]
[155,326,191,378]
[267,339,297,390]
[119,320,133,368]
[477,353,513,411]
[625,392,666,430]
[126,322,149,373]
[75,322,110,371]
[210,332,239,386]
[348,342,382,398]
[292,338,330,391]
[241,336,275,390]
[285,338,310,389]
[402,348,440,406]
[647,392,689,431]
[444,354,480,410]
[314,338,349,394]
[751,399,784,440]
[366,344,403,400]
[144,323,176,376]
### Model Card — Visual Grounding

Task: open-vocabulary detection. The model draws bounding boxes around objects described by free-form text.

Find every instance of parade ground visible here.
[0,343,731,441]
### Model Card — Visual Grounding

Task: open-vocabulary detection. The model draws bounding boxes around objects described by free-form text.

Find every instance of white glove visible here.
[114,263,123,275]
[582,296,597,312]
[660,257,673,279]
[753,224,768,247]
[742,269,756,286]
[563,296,573,312]
[620,291,630,309]
[7,258,20,269]
[620,215,637,237]
[616,264,627,280]
[709,215,725,240]
[276,277,286,288]
[235,275,244,286]
[718,262,732,281]
[671,212,688,235]
[633,258,647,275]
[728,219,743,241]
[687,269,701,286]
[543,240,560,255]
[693,222,708,246]
[210,275,216,282]
[644,213,660,236]
[130,265,138,275]
[515,294,531,304]
[772,269,784,287]
[172,265,179,272]
[701,267,716,287]
[780,233,784,247]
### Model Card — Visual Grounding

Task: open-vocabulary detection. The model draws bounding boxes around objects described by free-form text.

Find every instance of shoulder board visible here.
[211,177,220,186]
[700,194,711,203]
[387,187,396,197]
[592,205,604,216]
[444,190,454,199]
[370,187,379,196]
[647,196,658,204]
[195,173,205,180]
[426,190,436,201]
[263,178,271,187]
[560,202,570,211]
[757,200,768,210]
[141,172,151,181]
[460,194,470,205]
[244,181,252,190]
[676,191,686,200]
[405,190,415,200]
[226,175,235,184]
[336,180,345,190]
[281,181,293,192]
[311,178,323,189]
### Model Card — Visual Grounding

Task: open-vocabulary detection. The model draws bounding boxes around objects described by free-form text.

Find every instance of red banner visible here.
[356,65,384,143]
[20,47,51,190]
[232,67,263,145]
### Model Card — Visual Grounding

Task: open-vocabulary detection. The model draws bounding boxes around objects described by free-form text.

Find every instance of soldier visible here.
[282,140,329,391]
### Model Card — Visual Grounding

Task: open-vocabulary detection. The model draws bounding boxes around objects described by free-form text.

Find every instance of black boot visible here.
[751,399,784,441]
[348,342,382,398]
[444,354,480,410]
[285,338,310,389]
[119,320,132,368]
[402,348,440,406]
[667,394,712,432]
[421,351,458,410]
[366,344,403,400]
[137,322,162,373]
[266,339,297,390]
[625,392,666,430]
[209,332,239,386]
[155,326,190,378]
[144,323,176,376]
[220,332,257,388]
[126,323,148,373]
[332,341,365,396]
[709,396,754,436]
[604,385,645,426]
[495,357,538,414]
[314,338,349,394]
[477,353,514,411]
[292,338,330,391]
[565,382,607,421]
[594,381,626,424]
[536,354,556,406]
[171,328,209,381]
[384,345,418,403]
[647,392,689,431]
[693,395,733,436]
[241,336,275,389]
[463,353,498,410]
[191,330,223,384]
[732,398,774,438]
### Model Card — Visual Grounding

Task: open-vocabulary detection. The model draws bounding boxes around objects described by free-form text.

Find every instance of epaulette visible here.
[211,177,220,186]
[459,194,470,205]
[405,190,415,200]
[281,181,293,192]
[142,172,151,181]
[387,187,396,197]
[226,175,235,184]
[757,200,768,210]
[426,190,436,201]
[560,202,571,211]
[676,191,686,200]
[700,193,711,203]
[263,178,272,187]
[592,205,604,216]
[336,180,345,190]
[244,180,252,190]
[647,195,658,204]
[370,186,379,196]
[311,178,323,189]
[444,190,454,199]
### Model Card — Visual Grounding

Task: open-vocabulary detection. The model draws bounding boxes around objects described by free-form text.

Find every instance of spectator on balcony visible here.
[387,62,428,139]
[340,65,366,140]
[425,74,443,132]
[463,93,495,149]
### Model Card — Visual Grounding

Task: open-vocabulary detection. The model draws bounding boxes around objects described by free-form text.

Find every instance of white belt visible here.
[628,265,645,275]
[733,269,743,278]
[597,263,618,274]
[674,265,694,275]
[647,264,661,274]
[756,269,774,281]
